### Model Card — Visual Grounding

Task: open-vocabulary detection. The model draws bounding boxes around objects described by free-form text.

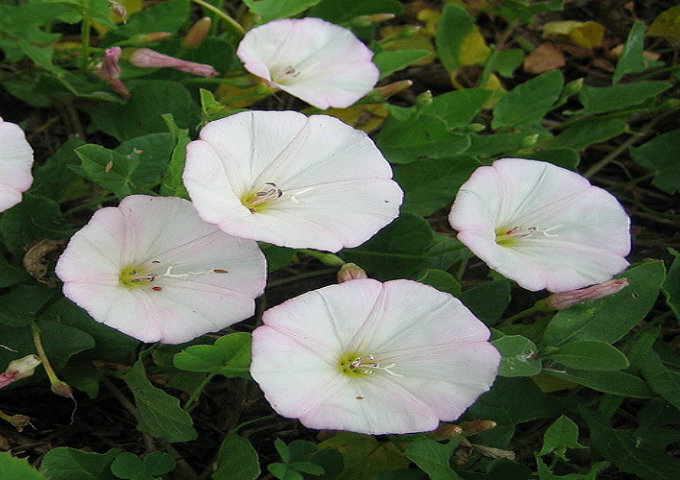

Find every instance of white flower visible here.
[236,17,379,109]
[0,117,33,212]
[55,195,267,344]
[449,158,631,292]
[251,279,500,435]
[183,110,402,252]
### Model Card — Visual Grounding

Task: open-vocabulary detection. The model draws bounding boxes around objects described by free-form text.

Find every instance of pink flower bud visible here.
[544,278,629,310]
[183,17,211,48]
[0,355,41,388]
[96,47,122,81]
[129,48,218,77]
[337,263,368,283]
[130,32,172,44]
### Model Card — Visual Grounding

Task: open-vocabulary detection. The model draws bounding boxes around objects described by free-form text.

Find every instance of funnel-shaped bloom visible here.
[236,18,379,109]
[449,158,630,293]
[0,117,33,212]
[251,279,500,435]
[55,196,266,344]
[183,110,402,252]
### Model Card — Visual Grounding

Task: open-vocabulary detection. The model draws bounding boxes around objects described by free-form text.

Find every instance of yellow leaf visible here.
[321,104,389,133]
[543,20,605,48]
[480,73,505,109]
[648,5,680,42]
[458,29,491,65]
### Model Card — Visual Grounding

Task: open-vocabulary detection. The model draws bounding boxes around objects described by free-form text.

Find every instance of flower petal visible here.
[184,111,402,251]
[0,117,33,212]
[56,196,266,344]
[450,158,631,292]
[237,18,379,109]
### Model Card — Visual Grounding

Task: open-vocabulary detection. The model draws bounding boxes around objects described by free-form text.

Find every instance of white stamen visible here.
[348,354,403,377]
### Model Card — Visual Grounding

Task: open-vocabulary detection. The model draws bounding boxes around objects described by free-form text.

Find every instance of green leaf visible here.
[268,463,303,480]
[577,81,671,115]
[405,438,462,480]
[173,332,252,379]
[546,341,629,371]
[261,244,295,272]
[612,22,648,84]
[418,270,461,296]
[581,408,680,480]
[244,0,321,22]
[641,349,680,410]
[535,456,607,480]
[395,155,481,216]
[435,3,490,72]
[160,114,190,198]
[76,145,136,198]
[541,261,665,347]
[468,377,568,448]
[538,415,584,457]
[17,38,55,71]
[317,432,409,480]
[213,431,260,480]
[459,279,511,326]
[87,81,199,141]
[492,70,563,128]
[40,447,119,480]
[111,453,145,480]
[377,115,470,164]
[31,136,87,202]
[546,369,654,398]
[374,49,431,79]
[0,452,49,480]
[124,360,198,443]
[630,128,680,194]
[480,49,524,84]
[342,214,434,280]
[143,452,176,476]
[492,335,541,377]
[542,118,627,152]
[420,88,492,128]
[114,0,190,37]
[0,194,73,256]
[0,286,55,327]
[662,251,680,320]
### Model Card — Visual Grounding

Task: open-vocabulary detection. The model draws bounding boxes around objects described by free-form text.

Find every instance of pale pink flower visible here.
[129,48,218,77]
[251,279,500,435]
[449,158,630,293]
[55,196,266,344]
[0,117,33,212]
[544,278,629,310]
[236,18,379,109]
[183,110,402,252]
[96,47,130,99]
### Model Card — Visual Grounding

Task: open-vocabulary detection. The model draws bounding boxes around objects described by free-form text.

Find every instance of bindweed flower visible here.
[183,110,403,252]
[0,117,33,212]
[449,158,630,293]
[236,18,379,109]
[543,278,629,310]
[55,196,267,344]
[129,48,218,77]
[251,279,500,435]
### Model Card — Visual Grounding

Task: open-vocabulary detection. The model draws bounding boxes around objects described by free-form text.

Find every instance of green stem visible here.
[101,375,138,419]
[183,373,215,411]
[298,249,345,266]
[31,323,59,386]
[267,268,337,288]
[496,304,544,330]
[191,0,245,38]
[80,1,91,71]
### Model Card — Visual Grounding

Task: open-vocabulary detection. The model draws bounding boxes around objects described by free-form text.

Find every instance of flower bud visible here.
[544,278,629,310]
[459,420,497,434]
[51,380,74,399]
[415,90,433,108]
[351,13,395,27]
[96,47,122,81]
[430,423,464,440]
[129,32,173,44]
[129,48,219,77]
[183,17,212,48]
[108,0,127,19]
[7,414,30,431]
[337,263,368,283]
[364,80,413,103]
[0,355,41,389]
